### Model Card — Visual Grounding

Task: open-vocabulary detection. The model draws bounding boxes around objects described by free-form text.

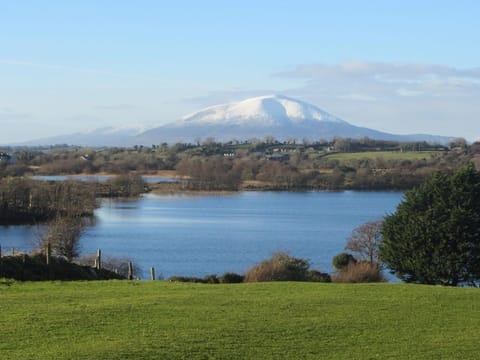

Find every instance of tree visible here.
[345,220,383,266]
[38,215,89,262]
[332,252,356,271]
[380,164,480,286]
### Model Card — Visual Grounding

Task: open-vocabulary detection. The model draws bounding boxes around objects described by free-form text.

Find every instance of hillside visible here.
[1,281,478,359]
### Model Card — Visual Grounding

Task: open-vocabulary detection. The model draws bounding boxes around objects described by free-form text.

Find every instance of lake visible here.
[0,191,403,279]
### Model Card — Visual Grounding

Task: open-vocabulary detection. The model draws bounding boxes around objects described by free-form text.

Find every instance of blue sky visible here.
[1,0,479,143]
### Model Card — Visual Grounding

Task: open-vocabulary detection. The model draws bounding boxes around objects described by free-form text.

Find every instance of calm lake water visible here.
[0,191,403,279]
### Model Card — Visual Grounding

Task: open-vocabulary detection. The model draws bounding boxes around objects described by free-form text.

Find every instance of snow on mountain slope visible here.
[177,95,346,126]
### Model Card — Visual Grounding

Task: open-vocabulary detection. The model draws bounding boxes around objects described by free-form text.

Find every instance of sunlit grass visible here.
[0,281,478,359]
[325,150,442,161]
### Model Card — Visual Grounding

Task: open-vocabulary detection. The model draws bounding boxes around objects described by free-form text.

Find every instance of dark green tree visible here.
[332,252,356,271]
[380,164,480,286]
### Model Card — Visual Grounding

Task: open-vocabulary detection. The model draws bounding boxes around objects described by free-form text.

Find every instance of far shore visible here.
[37,170,189,179]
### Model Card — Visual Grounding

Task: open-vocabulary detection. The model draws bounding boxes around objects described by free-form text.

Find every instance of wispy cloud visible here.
[92,104,136,111]
[0,58,112,75]
[0,107,30,122]
[274,61,480,100]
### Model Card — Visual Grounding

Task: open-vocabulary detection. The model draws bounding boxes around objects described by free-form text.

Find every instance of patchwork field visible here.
[324,150,442,161]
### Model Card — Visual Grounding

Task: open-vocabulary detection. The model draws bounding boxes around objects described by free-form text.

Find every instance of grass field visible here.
[1,281,478,359]
[324,150,442,161]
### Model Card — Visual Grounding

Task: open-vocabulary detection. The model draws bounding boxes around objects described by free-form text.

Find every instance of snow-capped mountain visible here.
[17,95,454,146]
[134,95,452,144]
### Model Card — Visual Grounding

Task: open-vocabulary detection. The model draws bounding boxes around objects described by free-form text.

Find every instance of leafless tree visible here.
[345,220,383,266]
[37,215,91,262]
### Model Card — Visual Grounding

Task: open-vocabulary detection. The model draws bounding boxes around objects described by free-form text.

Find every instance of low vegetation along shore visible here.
[1,281,479,360]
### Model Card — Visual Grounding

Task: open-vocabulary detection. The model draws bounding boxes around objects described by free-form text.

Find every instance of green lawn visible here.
[1,281,478,359]
[325,150,442,161]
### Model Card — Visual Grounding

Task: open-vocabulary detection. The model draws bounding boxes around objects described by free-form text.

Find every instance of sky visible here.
[1,0,479,143]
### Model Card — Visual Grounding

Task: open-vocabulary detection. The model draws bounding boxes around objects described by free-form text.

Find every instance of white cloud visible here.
[273,61,480,140]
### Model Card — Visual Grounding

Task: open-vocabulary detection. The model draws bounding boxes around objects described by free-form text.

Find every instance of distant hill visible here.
[19,95,454,146]
[15,125,150,147]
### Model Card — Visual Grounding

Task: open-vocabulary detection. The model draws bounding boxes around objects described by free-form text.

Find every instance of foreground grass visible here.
[0,281,478,359]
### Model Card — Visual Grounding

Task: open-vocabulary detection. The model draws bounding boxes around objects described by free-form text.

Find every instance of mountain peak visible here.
[179,95,347,127]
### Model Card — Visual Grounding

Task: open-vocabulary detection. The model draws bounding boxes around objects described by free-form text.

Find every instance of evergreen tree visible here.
[380,164,480,286]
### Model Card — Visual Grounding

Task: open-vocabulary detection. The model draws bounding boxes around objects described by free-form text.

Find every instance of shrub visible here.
[306,270,331,283]
[203,274,219,284]
[219,272,244,283]
[332,253,356,271]
[167,276,204,283]
[332,262,385,283]
[218,272,244,284]
[244,252,310,282]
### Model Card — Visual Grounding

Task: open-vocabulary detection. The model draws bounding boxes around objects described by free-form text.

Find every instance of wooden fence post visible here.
[22,253,27,281]
[150,267,155,281]
[127,261,133,280]
[0,243,2,258]
[46,243,51,265]
[11,247,15,256]
[96,248,101,270]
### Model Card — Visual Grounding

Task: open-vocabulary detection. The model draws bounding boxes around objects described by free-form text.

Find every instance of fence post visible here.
[46,243,51,265]
[11,247,15,256]
[22,253,27,281]
[150,267,155,281]
[0,243,2,258]
[127,261,133,280]
[96,248,101,270]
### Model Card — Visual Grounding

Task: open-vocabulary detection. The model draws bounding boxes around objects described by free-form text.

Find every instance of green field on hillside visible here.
[1,281,478,359]
[325,150,442,161]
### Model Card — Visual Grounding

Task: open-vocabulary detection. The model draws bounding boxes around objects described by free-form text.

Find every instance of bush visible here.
[306,270,331,283]
[219,272,244,283]
[167,276,205,283]
[203,274,219,284]
[332,262,385,283]
[332,253,356,271]
[244,252,310,282]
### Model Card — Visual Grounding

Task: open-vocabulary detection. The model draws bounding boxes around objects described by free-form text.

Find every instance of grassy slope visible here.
[0,281,478,359]
[325,151,441,161]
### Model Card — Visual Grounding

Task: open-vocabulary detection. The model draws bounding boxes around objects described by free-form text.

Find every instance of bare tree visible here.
[37,215,90,262]
[345,220,383,266]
